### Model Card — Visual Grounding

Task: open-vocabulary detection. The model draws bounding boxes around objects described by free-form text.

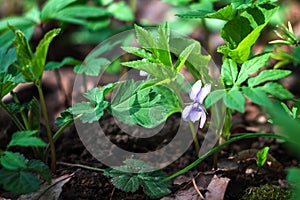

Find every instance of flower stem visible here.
[36,82,56,172]
[0,101,25,130]
[163,133,288,182]
[171,85,200,153]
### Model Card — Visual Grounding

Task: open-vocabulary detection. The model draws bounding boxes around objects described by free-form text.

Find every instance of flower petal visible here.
[140,70,148,77]
[182,104,193,121]
[189,105,201,123]
[196,84,211,104]
[189,80,202,101]
[199,111,207,128]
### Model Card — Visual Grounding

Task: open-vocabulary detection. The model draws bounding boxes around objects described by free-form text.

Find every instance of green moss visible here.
[241,184,291,200]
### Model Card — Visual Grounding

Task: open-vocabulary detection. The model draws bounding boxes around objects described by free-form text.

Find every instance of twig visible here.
[110,187,115,200]
[192,176,204,200]
[57,161,104,172]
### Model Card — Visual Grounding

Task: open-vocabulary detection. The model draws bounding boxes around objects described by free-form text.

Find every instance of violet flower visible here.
[182,80,211,128]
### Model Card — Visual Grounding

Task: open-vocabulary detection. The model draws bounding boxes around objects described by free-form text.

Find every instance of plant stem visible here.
[163,133,288,182]
[36,82,56,172]
[171,85,200,153]
[11,92,30,130]
[44,114,81,156]
[0,101,25,130]
[57,161,104,172]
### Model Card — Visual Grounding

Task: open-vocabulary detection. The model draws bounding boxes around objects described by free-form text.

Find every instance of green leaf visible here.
[45,57,81,70]
[287,168,300,200]
[74,58,110,76]
[111,80,180,128]
[107,2,134,21]
[0,73,18,98]
[104,159,171,198]
[27,160,51,183]
[8,130,46,148]
[174,43,195,72]
[9,25,33,68]
[231,0,252,9]
[28,98,41,130]
[55,108,73,126]
[260,82,293,100]
[0,152,27,170]
[221,16,253,49]
[169,36,210,80]
[256,146,269,168]
[248,69,291,87]
[242,86,271,106]
[55,6,108,25]
[41,0,77,21]
[0,169,40,194]
[156,23,172,67]
[32,28,60,80]
[206,5,237,21]
[122,47,152,60]
[236,53,270,85]
[72,83,120,123]
[176,9,214,19]
[224,87,245,112]
[221,58,238,85]
[205,89,226,108]
[0,48,16,73]
[134,25,158,57]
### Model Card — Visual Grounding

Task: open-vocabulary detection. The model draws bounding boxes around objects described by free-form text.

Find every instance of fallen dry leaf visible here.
[18,172,76,200]
[205,175,230,200]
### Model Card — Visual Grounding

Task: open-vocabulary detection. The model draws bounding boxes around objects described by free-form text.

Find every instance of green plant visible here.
[0,130,50,194]
[104,159,171,198]
[256,146,269,170]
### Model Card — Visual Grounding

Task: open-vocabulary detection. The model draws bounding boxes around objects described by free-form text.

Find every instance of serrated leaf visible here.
[256,146,269,168]
[156,23,172,67]
[122,47,152,60]
[27,160,51,183]
[104,159,171,198]
[247,69,291,87]
[0,169,40,194]
[55,108,73,126]
[221,58,238,85]
[260,82,293,100]
[205,89,226,108]
[134,25,158,57]
[206,5,237,21]
[8,130,46,148]
[32,28,60,80]
[41,0,77,21]
[72,83,120,123]
[224,88,245,112]
[111,80,180,128]
[107,2,134,21]
[9,26,33,68]
[236,53,270,85]
[45,57,81,70]
[242,86,271,106]
[0,152,27,170]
